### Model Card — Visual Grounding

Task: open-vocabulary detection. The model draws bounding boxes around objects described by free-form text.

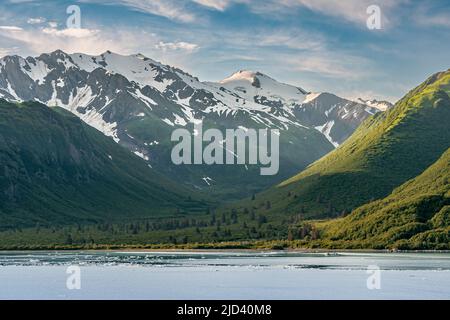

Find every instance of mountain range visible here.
[1,49,448,249]
[0,50,391,199]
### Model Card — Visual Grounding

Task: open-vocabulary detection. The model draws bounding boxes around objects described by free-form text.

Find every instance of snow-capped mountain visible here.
[355,98,393,112]
[0,50,391,198]
[214,70,308,104]
[295,92,390,147]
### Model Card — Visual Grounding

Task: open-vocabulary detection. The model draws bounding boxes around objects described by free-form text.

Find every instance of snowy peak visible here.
[303,93,393,113]
[302,92,340,104]
[70,51,161,78]
[38,49,71,61]
[295,91,387,146]
[217,70,308,105]
[220,70,261,87]
[68,50,204,95]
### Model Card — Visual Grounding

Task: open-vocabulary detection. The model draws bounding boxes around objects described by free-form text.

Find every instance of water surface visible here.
[0,251,449,299]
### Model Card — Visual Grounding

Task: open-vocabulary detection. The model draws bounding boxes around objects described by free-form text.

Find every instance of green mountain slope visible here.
[0,99,206,229]
[319,147,450,249]
[252,69,450,218]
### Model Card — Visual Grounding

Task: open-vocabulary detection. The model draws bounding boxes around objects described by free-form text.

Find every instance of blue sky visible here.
[0,0,449,101]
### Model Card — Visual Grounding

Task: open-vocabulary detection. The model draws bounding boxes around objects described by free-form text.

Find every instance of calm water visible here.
[0,251,449,299]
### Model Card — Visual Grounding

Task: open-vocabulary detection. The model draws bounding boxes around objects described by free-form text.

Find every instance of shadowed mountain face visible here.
[0,99,207,229]
[0,50,390,199]
[249,69,450,219]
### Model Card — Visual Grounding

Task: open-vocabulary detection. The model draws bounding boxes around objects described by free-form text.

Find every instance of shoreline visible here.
[0,238,448,253]
[0,247,449,254]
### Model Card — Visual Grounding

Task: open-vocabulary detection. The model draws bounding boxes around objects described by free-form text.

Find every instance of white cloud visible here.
[0,25,23,31]
[0,26,124,55]
[41,27,99,38]
[27,17,46,25]
[156,41,199,52]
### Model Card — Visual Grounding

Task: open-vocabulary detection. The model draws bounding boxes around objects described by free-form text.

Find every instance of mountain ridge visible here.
[0,49,391,198]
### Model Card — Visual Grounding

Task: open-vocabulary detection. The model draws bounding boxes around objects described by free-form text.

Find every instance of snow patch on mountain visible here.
[20,58,51,85]
[315,121,339,147]
[132,89,157,109]
[303,92,322,104]
[356,98,393,111]
[6,81,20,100]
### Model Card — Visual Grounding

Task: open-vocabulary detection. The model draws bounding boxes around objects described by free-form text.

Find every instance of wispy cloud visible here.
[4,0,36,3]
[422,13,450,27]
[80,0,197,23]
[283,53,372,80]
[198,26,370,79]
[414,5,450,28]
[256,30,324,51]
[281,0,405,26]
[192,0,232,11]
[190,0,406,27]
